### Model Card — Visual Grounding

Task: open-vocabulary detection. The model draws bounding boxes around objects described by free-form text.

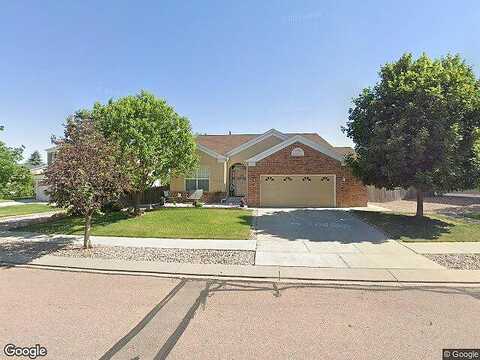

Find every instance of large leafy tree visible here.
[45,116,131,248]
[343,53,480,216]
[93,91,198,212]
[0,126,34,199]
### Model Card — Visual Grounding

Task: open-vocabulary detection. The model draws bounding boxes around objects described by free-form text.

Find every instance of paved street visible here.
[254,208,442,269]
[1,266,479,360]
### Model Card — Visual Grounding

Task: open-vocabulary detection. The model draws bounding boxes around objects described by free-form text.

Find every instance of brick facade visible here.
[246,142,367,207]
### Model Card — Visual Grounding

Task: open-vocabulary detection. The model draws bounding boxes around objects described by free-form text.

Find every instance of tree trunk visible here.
[84,212,93,249]
[416,188,424,217]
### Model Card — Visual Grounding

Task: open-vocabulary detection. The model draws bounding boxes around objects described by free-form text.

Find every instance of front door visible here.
[230,164,247,196]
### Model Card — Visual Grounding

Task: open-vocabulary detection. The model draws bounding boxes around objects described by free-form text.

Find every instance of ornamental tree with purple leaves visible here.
[45,116,131,248]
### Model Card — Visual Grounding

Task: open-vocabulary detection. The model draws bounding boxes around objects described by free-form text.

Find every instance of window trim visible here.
[185,167,210,192]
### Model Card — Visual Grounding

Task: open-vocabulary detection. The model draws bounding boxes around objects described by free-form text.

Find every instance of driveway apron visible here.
[254,208,442,270]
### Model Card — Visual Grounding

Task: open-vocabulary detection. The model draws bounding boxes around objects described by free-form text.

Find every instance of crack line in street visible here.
[99,278,187,360]
[154,280,212,359]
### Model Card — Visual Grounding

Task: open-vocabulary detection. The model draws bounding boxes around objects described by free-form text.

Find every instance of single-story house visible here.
[35,129,368,207]
[171,129,367,207]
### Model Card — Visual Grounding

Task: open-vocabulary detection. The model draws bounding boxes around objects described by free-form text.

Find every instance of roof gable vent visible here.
[291,147,304,157]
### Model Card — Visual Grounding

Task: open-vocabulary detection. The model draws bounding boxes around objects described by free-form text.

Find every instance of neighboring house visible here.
[170,129,367,207]
[32,146,57,201]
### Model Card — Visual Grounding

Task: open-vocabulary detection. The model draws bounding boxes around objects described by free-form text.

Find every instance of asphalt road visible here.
[1,267,479,360]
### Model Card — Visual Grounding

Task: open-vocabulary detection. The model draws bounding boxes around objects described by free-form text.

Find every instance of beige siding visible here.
[170,151,226,192]
[228,136,284,166]
[170,175,185,192]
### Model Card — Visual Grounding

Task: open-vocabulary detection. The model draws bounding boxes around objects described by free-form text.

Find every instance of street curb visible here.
[2,260,480,286]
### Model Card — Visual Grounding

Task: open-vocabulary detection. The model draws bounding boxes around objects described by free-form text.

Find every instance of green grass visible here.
[18,208,253,240]
[465,212,480,220]
[353,210,480,242]
[0,204,56,218]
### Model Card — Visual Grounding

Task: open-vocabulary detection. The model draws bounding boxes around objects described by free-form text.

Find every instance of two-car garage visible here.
[245,136,367,208]
[259,174,336,207]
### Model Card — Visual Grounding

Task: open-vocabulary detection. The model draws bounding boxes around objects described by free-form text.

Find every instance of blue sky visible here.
[1,0,479,161]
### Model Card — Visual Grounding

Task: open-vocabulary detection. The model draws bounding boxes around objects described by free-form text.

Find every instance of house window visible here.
[185,167,210,192]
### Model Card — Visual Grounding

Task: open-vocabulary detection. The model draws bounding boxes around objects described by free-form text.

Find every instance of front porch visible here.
[228,163,247,197]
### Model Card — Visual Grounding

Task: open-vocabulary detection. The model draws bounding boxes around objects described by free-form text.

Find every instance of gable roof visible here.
[225,129,288,156]
[333,146,354,158]
[196,130,337,156]
[196,134,258,155]
[246,135,345,165]
[197,143,227,162]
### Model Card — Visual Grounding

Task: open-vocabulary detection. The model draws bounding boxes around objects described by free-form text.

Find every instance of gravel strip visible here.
[52,245,255,265]
[424,253,480,270]
[0,239,255,265]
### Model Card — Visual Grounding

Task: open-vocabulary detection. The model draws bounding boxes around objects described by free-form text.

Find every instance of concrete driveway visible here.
[255,208,387,243]
[254,208,442,269]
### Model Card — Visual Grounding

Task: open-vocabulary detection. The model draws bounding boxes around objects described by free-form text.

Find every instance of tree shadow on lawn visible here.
[435,204,480,220]
[14,211,130,235]
[352,211,454,242]
[422,195,480,207]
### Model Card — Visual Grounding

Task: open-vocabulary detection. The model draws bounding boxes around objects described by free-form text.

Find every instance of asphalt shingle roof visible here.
[196,132,352,157]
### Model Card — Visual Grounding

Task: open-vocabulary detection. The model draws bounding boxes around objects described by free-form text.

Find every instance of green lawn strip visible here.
[0,204,56,218]
[352,210,480,242]
[464,213,480,220]
[18,208,253,240]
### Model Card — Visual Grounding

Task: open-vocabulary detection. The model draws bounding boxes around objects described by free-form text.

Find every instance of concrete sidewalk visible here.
[402,242,480,254]
[2,231,480,283]
[255,239,443,269]
[0,200,47,208]
[1,231,480,283]
[1,254,480,284]
[0,232,256,251]
[0,212,64,230]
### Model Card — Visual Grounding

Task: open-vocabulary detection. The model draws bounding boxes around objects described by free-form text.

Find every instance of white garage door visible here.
[260,175,336,207]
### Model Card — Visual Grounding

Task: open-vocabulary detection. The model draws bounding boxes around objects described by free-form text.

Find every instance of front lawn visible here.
[19,208,253,240]
[465,212,480,221]
[0,204,56,218]
[353,211,480,242]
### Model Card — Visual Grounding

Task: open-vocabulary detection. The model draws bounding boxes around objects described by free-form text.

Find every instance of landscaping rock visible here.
[52,245,255,265]
[424,253,480,270]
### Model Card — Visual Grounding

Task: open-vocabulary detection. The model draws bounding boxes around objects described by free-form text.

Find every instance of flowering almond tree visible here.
[45,116,131,248]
